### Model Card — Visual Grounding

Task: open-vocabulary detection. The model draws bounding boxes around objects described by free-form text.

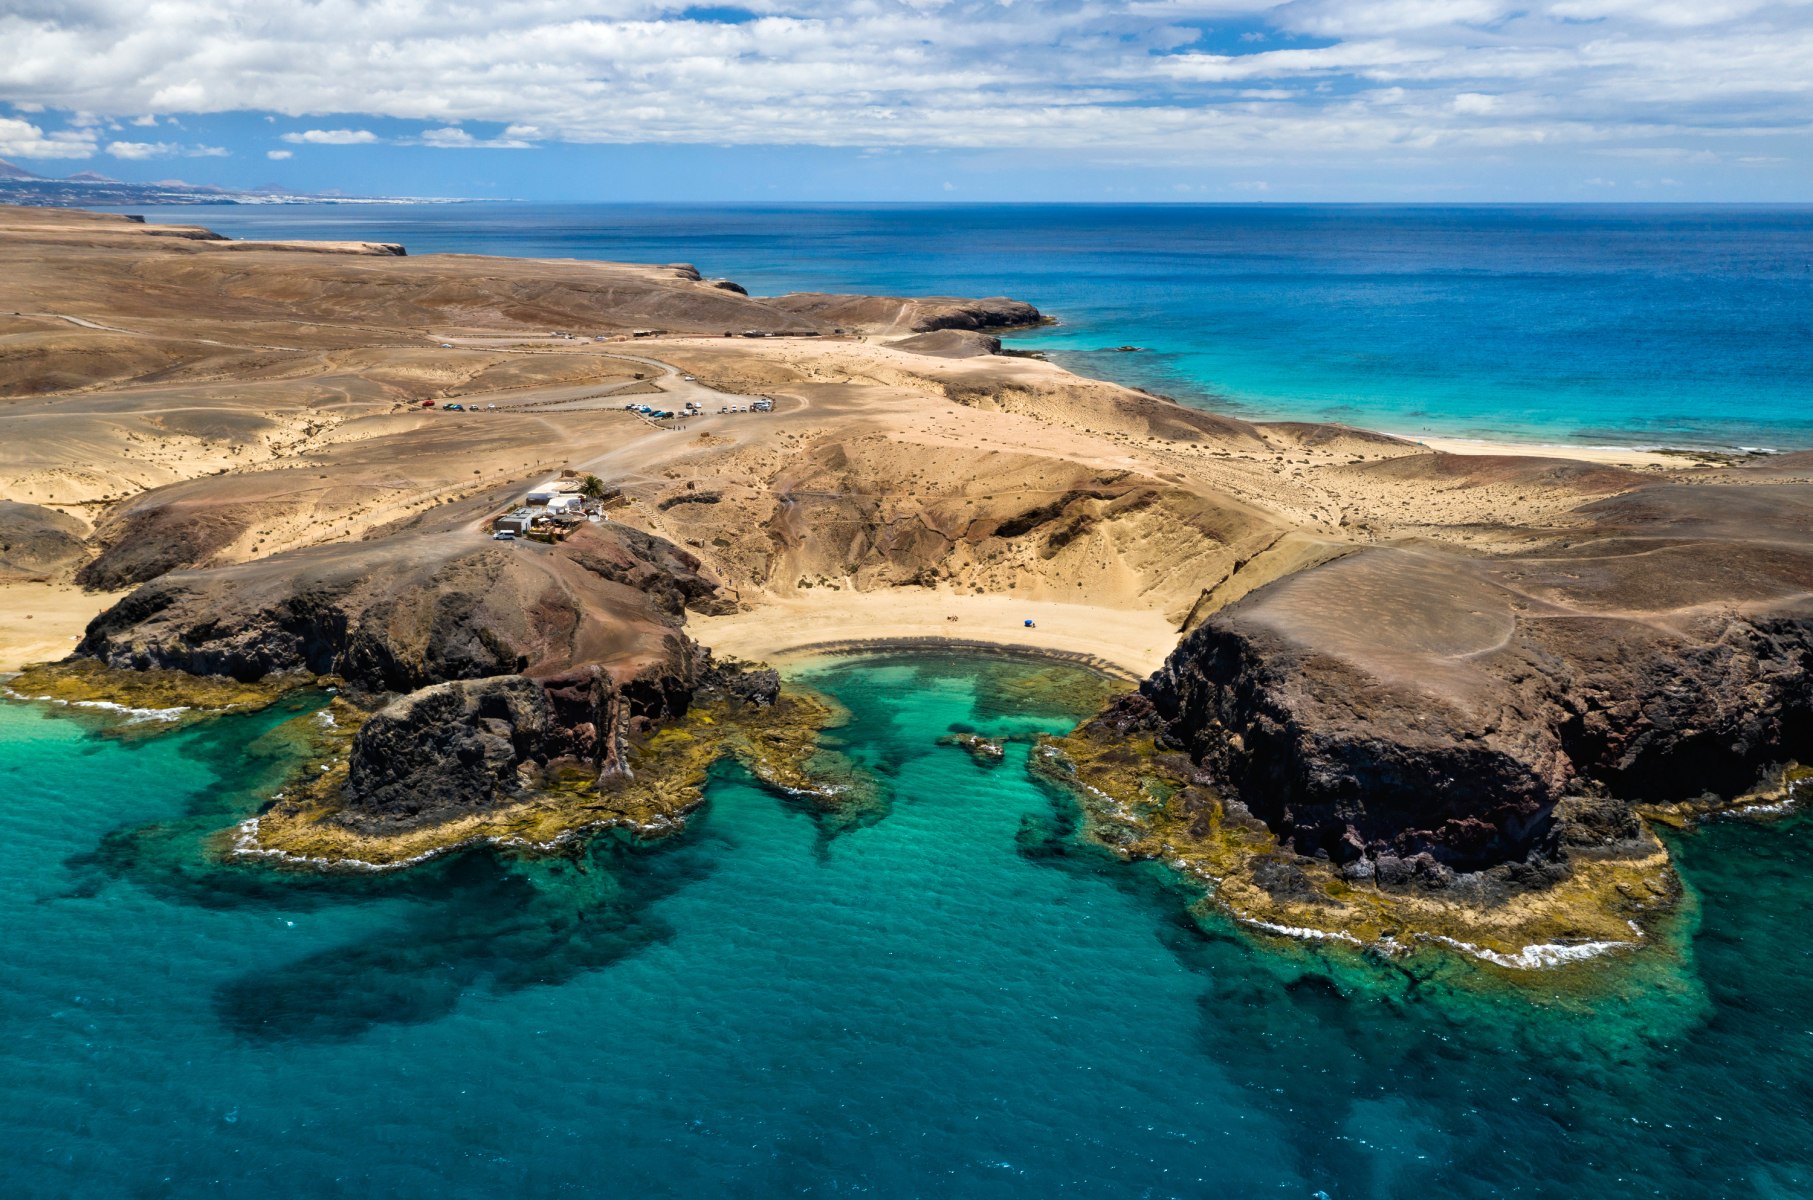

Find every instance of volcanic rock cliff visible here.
[1102,480,1813,885]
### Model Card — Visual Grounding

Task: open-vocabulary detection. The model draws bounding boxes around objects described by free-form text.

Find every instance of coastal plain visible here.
[3,205,1811,968]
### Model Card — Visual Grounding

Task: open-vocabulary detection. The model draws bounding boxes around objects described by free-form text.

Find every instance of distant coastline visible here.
[116,200,1813,455]
[0,156,466,207]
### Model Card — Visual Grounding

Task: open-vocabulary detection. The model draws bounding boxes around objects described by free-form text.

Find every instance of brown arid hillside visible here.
[5,204,1811,964]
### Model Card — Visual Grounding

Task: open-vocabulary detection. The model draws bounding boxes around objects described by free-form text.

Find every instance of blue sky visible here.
[2,1,1809,202]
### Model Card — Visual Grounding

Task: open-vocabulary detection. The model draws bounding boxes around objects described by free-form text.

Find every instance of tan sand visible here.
[691,590,1179,680]
[0,583,126,673]
[1403,435,1685,469]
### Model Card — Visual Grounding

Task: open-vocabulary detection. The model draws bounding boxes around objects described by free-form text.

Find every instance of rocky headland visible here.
[1041,468,1813,962]
[52,500,844,864]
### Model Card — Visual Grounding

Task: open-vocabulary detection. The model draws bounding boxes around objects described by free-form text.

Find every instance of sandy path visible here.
[38,310,305,353]
[690,590,1180,680]
[0,583,128,673]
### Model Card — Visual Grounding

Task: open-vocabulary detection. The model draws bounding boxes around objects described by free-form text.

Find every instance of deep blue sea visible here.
[134,202,1813,451]
[5,657,1813,1197]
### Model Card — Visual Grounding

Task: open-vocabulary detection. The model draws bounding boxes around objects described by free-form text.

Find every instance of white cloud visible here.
[0,0,1808,165]
[266,148,293,159]
[414,125,533,148]
[280,128,380,145]
[105,140,175,159]
[105,139,232,159]
[0,116,95,158]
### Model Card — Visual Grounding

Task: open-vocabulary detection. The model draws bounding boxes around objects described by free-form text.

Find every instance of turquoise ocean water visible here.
[12,206,1813,1192]
[4,656,1813,1197]
[133,203,1813,451]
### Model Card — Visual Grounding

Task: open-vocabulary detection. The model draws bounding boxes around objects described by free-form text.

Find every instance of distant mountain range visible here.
[0,158,440,206]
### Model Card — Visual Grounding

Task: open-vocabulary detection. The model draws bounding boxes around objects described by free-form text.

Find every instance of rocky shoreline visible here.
[5,205,1812,970]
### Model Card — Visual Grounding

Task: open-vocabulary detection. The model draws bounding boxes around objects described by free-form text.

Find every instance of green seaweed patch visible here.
[239,685,859,870]
[1031,723,1684,982]
[965,659,1125,723]
[6,659,314,733]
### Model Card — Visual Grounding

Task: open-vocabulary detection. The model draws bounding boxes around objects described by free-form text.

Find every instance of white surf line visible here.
[1420,932,1641,970]
[3,688,190,723]
[1237,916,1366,947]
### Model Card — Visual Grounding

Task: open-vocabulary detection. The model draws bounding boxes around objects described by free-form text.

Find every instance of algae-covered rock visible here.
[243,678,851,869]
[1032,722,1681,973]
[6,657,309,717]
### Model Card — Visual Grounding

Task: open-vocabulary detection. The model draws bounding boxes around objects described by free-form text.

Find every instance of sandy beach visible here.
[0,583,126,673]
[1404,435,1706,469]
[692,591,1179,680]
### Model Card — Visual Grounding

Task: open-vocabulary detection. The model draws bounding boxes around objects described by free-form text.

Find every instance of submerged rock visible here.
[938,731,1008,768]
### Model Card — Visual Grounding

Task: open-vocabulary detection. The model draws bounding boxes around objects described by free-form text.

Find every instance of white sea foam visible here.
[1238,917,1364,947]
[229,816,456,872]
[1720,789,1802,818]
[1423,933,1638,970]
[4,691,190,724]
